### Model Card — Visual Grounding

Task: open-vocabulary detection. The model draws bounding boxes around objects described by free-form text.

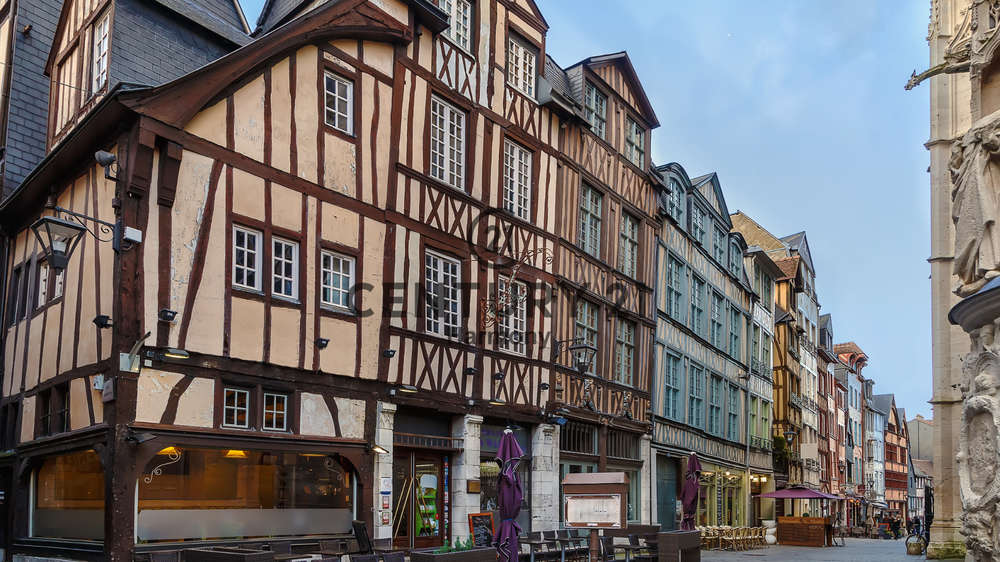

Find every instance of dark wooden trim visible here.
[159,375,194,425]
[223,165,234,356]
[176,160,224,349]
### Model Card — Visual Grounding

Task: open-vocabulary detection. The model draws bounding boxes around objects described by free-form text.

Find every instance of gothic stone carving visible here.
[950,109,1000,296]
[957,323,1000,561]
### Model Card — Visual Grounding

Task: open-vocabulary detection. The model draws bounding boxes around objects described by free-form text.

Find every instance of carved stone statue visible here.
[950,109,1000,296]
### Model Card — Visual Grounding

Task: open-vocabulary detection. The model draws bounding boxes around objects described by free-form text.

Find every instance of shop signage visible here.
[564,494,623,528]
[653,421,746,465]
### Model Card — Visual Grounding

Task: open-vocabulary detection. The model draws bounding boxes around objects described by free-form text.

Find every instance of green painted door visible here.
[656,455,677,531]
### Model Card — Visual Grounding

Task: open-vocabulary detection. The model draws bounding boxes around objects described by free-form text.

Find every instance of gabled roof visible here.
[873,394,893,416]
[121,0,418,128]
[774,256,800,281]
[257,0,446,36]
[780,231,815,275]
[730,211,786,254]
[689,172,732,228]
[912,459,933,479]
[46,0,250,75]
[569,51,659,128]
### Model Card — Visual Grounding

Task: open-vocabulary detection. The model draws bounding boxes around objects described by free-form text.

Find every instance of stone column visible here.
[640,434,652,524]
[531,423,559,531]
[373,402,396,540]
[450,414,483,543]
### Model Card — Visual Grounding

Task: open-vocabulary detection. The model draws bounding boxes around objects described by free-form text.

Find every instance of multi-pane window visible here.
[498,278,527,355]
[92,14,109,92]
[727,385,740,441]
[38,390,51,438]
[575,299,599,375]
[729,309,741,361]
[752,324,761,363]
[321,252,354,310]
[614,320,635,385]
[507,37,536,96]
[666,256,683,321]
[713,226,726,263]
[687,364,704,428]
[749,396,759,438]
[503,140,532,220]
[708,375,723,436]
[619,213,638,278]
[761,402,770,438]
[35,262,64,308]
[324,72,353,134]
[585,83,607,139]
[272,238,298,300]
[625,117,645,168]
[690,276,704,336]
[691,205,706,245]
[223,388,250,428]
[263,393,287,431]
[729,242,742,277]
[578,184,602,256]
[761,333,772,372]
[233,226,262,291]
[667,180,684,223]
[664,353,681,420]
[425,251,461,338]
[710,293,724,348]
[441,0,472,51]
[754,265,774,311]
[430,96,465,189]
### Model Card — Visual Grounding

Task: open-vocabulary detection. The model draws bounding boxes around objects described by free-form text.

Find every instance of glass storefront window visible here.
[608,466,639,522]
[559,461,596,527]
[481,424,531,532]
[33,450,105,540]
[136,448,355,542]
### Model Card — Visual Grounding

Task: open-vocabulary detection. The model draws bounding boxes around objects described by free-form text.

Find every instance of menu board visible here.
[563,494,622,528]
[469,513,494,547]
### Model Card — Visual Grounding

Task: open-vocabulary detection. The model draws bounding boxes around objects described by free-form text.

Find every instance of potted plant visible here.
[410,536,496,562]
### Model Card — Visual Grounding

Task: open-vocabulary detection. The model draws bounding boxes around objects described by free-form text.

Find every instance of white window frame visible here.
[692,205,706,245]
[625,117,645,168]
[430,96,466,189]
[668,179,684,223]
[503,139,532,220]
[710,293,724,349]
[619,213,638,278]
[321,251,355,310]
[223,388,250,428]
[579,184,602,256]
[708,374,722,436]
[666,256,683,321]
[233,226,262,292]
[575,299,599,375]
[729,242,742,276]
[507,36,536,97]
[688,364,704,428]
[36,262,49,308]
[324,71,354,134]
[585,83,607,139]
[664,352,681,420]
[272,237,299,301]
[425,250,461,339]
[441,0,472,52]
[263,392,288,432]
[498,277,527,355]
[92,14,110,93]
[614,319,635,386]
[690,276,704,336]
[713,225,726,264]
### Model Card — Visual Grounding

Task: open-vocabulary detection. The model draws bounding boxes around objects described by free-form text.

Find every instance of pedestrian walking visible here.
[906,518,914,535]
[914,517,923,537]
[891,516,901,540]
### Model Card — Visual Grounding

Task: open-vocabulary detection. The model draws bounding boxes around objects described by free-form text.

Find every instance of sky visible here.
[237,0,935,418]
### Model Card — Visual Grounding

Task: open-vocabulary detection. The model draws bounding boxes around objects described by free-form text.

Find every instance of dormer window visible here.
[585,83,607,139]
[440,0,472,51]
[667,179,684,223]
[729,242,742,277]
[92,14,110,92]
[507,36,536,97]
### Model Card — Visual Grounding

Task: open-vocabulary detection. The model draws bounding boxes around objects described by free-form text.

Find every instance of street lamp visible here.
[783,430,798,445]
[839,461,846,474]
[30,215,88,274]
[555,338,597,373]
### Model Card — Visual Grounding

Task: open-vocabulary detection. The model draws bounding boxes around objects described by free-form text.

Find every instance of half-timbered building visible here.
[651,164,753,528]
[875,393,908,519]
[0,0,596,558]
[543,52,658,527]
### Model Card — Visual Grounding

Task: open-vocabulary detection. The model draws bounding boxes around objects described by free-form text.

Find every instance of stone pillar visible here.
[531,423,558,532]
[373,402,396,540]
[640,434,652,524]
[450,414,483,543]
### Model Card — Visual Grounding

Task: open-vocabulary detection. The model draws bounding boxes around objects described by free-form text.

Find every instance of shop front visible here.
[480,422,531,533]
[695,462,746,527]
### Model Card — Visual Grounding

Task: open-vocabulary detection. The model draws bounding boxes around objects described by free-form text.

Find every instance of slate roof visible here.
[255,0,308,34]
[781,230,815,275]
[834,342,866,357]
[152,0,251,44]
[545,55,574,103]
[873,394,894,416]
[820,314,831,331]
[912,459,933,479]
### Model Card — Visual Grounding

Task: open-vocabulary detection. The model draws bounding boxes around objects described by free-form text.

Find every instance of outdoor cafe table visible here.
[525,536,547,562]
[617,543,646,562]
[553,536,577,562]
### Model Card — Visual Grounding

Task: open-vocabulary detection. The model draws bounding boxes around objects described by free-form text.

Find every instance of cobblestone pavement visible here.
[699,537,954,561]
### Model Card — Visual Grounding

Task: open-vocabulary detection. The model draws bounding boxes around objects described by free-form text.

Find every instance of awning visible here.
[756,486,842,500]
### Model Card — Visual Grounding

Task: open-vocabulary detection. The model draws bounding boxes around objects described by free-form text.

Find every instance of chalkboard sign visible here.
[469,513,494,547]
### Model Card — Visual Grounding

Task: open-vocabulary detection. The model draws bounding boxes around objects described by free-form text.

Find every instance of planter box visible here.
[410,547,496,562]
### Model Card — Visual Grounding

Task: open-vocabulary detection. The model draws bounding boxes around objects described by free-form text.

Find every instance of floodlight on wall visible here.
[93,315,113,329]
[224,450,249,459]
[370,444,389,455]
[539,382,550,391]
[315,338,330,349]
[464,367,477,376]
[488,398,506,406]
[493,372,506,381]
[163,348,189,359]
[127,432,156,444]
[382,349,396,358]
[158,309,178,322]
[95,151,121,181]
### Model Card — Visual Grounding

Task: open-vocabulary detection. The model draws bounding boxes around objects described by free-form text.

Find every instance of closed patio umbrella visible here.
[680,452,702,530]
[493,428,524,562]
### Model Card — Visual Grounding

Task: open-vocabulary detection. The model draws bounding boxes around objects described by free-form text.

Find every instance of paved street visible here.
[699,538,956,562]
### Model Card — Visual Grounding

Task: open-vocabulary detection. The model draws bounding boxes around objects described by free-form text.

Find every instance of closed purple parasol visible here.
[493,428,524,562]
[680,452,702,530]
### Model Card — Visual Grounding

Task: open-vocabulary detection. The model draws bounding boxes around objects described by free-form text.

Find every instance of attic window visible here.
[507,35,536,97]
[625,117,645,168]
[91,13,110,92]
[585,83,607,139]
